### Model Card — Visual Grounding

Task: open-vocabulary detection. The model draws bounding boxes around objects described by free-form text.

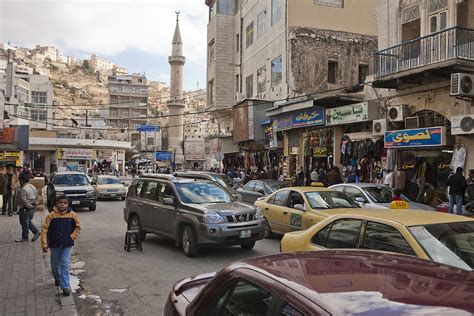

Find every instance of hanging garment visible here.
[383,171,394,188]
[374,139,383,161]
[450,145,467,171]
[385,149,396,171]
[392,170,406,190]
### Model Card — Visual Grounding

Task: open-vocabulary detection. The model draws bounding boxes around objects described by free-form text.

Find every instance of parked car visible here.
[173,171,237,195]
[254,187,362,238]
[280,209,474,271]
[123,174,265,257]
[164,250,474,315]
[91,175,127,200]
[237,180,288,204]
[329,183,436,211]
[46,171,97,212]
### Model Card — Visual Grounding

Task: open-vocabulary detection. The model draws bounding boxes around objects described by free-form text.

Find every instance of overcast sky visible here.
[0,0,208,91]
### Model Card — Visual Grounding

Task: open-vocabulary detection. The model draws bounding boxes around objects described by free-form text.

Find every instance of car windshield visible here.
[212,174,234,188]
[305,191,360,209]
[265,182,288,193]
[175,182,232,204]
[53,174,89,186]
[98,177,120,185]
[363,186,409,203]
[409,221,474,271]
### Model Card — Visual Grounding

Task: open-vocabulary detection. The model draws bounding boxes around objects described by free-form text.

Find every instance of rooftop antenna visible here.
[175,10,180,22]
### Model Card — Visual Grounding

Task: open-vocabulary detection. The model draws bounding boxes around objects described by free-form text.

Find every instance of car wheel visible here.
[182,226,198,257]
[129,215,147,242]
[89,205,96,212]
[263,218,273,239]
[241,241,256,250]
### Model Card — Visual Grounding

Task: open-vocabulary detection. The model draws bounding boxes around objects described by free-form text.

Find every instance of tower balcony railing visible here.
[374,26,474,78]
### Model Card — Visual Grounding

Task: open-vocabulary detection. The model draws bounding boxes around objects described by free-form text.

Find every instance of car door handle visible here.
[264,208,269,211]
[283,211,288,215]
[137,202,144,206]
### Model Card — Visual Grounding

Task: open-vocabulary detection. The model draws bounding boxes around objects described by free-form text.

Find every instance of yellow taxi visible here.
[280,209,474,271]
[254,187,363,238]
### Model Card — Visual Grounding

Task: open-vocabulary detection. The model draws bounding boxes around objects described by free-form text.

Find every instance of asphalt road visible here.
[73,200,280,315]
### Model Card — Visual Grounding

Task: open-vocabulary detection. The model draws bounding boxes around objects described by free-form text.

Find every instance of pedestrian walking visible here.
[327,167,342,186]
[447,167,467,215]
[1,164,20,216]
[41,195,81,296]
[16,172,41,242]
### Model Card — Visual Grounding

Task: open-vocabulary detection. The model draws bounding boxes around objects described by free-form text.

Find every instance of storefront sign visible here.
[4,151,20,158]
[313,147,329,157]
[274,108,325,131]
[57,148,94,160]
[156,151,173,161]
[385,127,445,148]
[326,102,377,126]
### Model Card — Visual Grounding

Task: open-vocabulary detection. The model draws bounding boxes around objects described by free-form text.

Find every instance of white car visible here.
[329,183,436,211]
[91,175,127,200]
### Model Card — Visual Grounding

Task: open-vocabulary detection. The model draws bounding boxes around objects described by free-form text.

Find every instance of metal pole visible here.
[153,128,157,172]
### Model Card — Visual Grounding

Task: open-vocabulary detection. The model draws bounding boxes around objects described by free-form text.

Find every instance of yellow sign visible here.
[4,151,20,158]
[390,201,409,209]
[0,153,3,159]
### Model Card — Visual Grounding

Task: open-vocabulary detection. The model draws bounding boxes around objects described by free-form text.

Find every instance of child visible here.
[41,195,81,296]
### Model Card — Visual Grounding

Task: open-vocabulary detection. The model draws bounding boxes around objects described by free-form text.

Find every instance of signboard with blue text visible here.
[137,125,161,132]
[156,151,173,161]
[385,127,445,148]
[274,107,325,131]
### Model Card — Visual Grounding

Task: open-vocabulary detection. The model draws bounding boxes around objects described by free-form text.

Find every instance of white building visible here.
[90,54,115,72]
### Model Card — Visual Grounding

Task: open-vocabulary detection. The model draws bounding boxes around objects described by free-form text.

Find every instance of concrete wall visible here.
[289,0,378,36]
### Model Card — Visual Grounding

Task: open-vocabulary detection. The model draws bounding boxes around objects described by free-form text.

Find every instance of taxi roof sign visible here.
[390,200,409,209]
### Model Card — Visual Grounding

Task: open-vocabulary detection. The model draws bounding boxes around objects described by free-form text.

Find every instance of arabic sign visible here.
[137,125,160,132]
[156,151,173,161]
[385,127,445,148]
[274,108,325,131]
[326,102,374,126]
[57,148,94,160]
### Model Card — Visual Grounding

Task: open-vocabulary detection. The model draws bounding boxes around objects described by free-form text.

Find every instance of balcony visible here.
[373,26,474,88]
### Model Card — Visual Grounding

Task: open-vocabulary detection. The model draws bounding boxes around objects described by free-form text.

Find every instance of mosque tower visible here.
[167,11,186,165]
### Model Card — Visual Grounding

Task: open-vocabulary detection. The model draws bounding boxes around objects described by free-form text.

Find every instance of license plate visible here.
[110,194,116,197]
[72,201,80,205]
[239,230,251,239]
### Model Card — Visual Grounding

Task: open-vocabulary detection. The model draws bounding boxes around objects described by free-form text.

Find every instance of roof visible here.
[237,250,474,314]
[319,208,474,226]
[172,21,182,44]
[281,186,334,193]
[330,182,386,188]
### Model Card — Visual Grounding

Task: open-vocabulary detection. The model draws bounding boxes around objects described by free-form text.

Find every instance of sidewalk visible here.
[0,210,77,315]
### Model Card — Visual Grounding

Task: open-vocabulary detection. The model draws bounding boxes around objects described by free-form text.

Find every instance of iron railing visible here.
[374,26,474,78]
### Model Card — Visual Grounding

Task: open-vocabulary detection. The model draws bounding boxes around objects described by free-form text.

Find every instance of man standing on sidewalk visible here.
[447,167,467,215]
[1,164,20,216]
[16,172,40,242]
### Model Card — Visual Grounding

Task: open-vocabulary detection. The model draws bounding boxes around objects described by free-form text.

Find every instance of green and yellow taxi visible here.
[280,209,474,271]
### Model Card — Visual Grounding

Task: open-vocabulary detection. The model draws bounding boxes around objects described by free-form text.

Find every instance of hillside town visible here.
[1,0,474,315]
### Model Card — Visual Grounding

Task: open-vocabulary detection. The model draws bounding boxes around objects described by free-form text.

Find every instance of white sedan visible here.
[91,175,127,200]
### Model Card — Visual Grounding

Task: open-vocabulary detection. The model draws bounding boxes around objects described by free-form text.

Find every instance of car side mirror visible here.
[355,197,366,204]
[91,181,96,185]
[233,194,242,201]
[121,181,126,185]
[163,197,175,206]
[294,204,305,211]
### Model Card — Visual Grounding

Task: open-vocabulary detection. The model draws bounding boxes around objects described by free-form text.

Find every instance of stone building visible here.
[372,0,474,196]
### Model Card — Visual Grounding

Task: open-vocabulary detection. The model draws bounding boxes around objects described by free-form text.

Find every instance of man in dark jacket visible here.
[327,167,342,186]
[446,167,467,215]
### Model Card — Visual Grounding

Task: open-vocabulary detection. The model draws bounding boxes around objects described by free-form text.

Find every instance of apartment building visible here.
[371,0,474,192]
[90,54,115,72]
[107,74,149,149]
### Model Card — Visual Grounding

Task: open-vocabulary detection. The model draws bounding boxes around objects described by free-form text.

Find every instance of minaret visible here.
[167,11,186,165]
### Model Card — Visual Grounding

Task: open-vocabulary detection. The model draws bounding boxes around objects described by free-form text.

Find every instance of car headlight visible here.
[87,190,96,197]
[255,206,264,220]
[203,211,225,224]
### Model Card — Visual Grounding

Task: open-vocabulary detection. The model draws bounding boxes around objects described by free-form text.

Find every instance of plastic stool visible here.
[124,230,143,252]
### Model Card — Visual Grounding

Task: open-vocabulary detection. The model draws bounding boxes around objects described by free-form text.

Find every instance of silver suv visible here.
[123,174,265,257]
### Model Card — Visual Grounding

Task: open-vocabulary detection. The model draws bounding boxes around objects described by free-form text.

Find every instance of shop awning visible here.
[260,119,272,125]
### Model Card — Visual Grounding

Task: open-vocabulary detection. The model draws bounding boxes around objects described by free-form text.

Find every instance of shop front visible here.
[0,151,23,168]
[57,148,94,173]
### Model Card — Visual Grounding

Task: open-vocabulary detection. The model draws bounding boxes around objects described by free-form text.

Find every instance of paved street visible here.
[73,200,280,315]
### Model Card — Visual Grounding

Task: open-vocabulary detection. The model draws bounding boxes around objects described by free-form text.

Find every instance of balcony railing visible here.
[374,26,474,78]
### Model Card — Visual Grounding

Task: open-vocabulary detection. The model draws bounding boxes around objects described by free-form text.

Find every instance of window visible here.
[209,1,216,21]
[208,79,215,105]
[257,66,266,94]
[328,60,337,84]
[235,74,240,92]
[219,0,236,15]
[245,74,253,98]
[257,10,267,39]
[271,0,283,26]
[31,91,47,104]
[358,64,369,84]
[147,138,154,146]
[362,222,416,256]
[271,190,289,206]
[281,302,305,316]
[158,183,175,202]
[325,219,363,249]
[311,224,332,247]
[315,0,344,7]
[244,182,256,191]
[254,182,264,193]
[288,191,304,209]
[139,181,159,201]
[110,110,118,118]
[271,56,282,87]
[138,78,143,83]
[236,34,240,52]
[429,10,447,33]
[246,21,254,48]
[122,111,129,118]
[208,39,215,64]
[428,0,447,13]
[344,187,367,202]
[31,109,47,122]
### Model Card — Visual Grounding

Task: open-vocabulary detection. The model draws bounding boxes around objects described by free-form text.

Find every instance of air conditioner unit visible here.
[387,105,405,122]
[450,73,474,97]
[452,114,474,135]
[372,119,387,136]
[404,116,419,129]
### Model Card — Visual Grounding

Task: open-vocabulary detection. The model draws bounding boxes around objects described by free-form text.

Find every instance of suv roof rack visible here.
[139,174,177,181]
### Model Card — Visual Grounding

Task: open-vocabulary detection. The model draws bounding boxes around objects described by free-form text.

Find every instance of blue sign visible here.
[156,151,173,161]
[274,108,325,131]
[137,125,160,132]
[385,127,445,148]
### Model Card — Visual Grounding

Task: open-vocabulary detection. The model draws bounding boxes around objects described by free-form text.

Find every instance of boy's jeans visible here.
[449,194,463,215]
[19,208,39,240]
[50,247,72,290]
